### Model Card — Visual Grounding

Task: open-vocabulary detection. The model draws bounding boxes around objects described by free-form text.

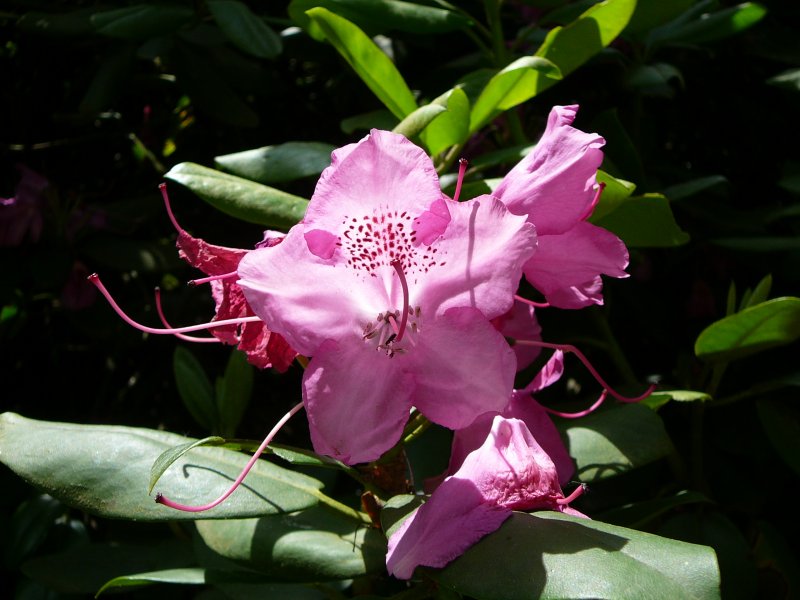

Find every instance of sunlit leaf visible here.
[165,162,308,229]
[695,297,800,362]
[420,87,470,156]
[306,8,417,119]
[208,1,282,59]
[215,142,335,184]
[149,436,225,494]
[0,413,323,521]
[593,193,690,247]
[392,104,447,139]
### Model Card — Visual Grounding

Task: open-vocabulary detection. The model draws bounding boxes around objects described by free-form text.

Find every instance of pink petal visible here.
[414,195,536,321]
[303,129,444,250]
[412,197,451,245]
[494,105,604,236]
[523,221,629,309]
[238,225,388,357]
[304,229,339,259]
[411,307,516,430]
[492,300,542,370]
[523,350,564,393]
[303,338,415,464]
[386,478,511,579]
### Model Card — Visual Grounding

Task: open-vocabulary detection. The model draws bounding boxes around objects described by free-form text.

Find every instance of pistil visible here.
[391,260,410,342]
[453,158,468,202]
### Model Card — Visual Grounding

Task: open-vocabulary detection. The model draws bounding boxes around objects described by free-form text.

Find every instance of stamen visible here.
[159,183,182,233]
[515,340,656,403]
[88,273,261,335]
[154,288,220,343]
[513,294,550,309]
[156,401,305,512]
[557,483,587,505]
[542,389,607,419]
[391,260,410,342]
[453,158,468,202]
[579,182,606,221]
[188,271,238,286]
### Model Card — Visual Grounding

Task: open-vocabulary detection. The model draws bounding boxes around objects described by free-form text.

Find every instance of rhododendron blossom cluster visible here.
[90,105,652,579]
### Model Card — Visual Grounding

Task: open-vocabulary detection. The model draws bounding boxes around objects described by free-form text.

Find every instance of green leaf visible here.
[597,491,711,529]
[90,5,193,39]
[394,509,720,600]
[305,8,418,120]
[767,67,800,92]
[268,443,349,470]
[20,540,195,595]
[647,2,767,48]
[0,413,323,521]
[97,568,207,595]
[663,175,728,201]
[215,142,335,184]
[740,274,772,310]
[216,351,254,438]
[562,404,674,482]
[625,0,694,36]
[520,0,637,101]
[418,87,470,156]
[391,104,447,139]
[173,346,218,431]
[593,193,690,247]
[165,162,308,229]
[196,505,387,581]
[5,495,64,569]
[695,297,800,362]
[643,389,712,409]
[17,11,94,36]
[149,436,225,494]
[469,56,562,132]
[592,170,636,220]
[288,0,471,38]
[207,1,282,59]
[757,399,800,477]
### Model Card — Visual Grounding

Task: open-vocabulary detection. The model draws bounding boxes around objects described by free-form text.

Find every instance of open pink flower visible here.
[238,129,537,464]
[494,105,628,308]
[386,415,586,579]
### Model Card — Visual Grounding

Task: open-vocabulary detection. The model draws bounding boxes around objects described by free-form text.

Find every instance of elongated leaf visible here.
[91,5,193,39]
[173,346,218,431]
[289,0,471,38]
[592,170,636,220]
[740,274,772,310]
[215,142,335,184]
[663,175,727,201]
[306,8,417,119]
[644,389,712,410]
[0,413,323,521]
[593,193,690,247]
[382,503,720,600]
[217,350,254,438]
[561,404,674,482]
[149,436,226,494]
[647,2,767,48]
[208,1,282,59]
[97,568,207,595]
[165,162,308,229]
[597,490,712,528]
[695,297,800,362]
[757,399,800,477]
[470,56,561,132]
[392,104,447,139]
[21,541,195,595]
[420,87,470,156]
[196,505,387,581]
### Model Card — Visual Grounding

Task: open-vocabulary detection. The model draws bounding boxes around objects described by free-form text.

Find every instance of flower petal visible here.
[238,225,388,356]
[494,105,604,235]
[414,195,536,320]
[523,221,629,309]
[492,300,542,371]
[386,478,511,579]
[523,350,564,393]
[303,338,414,464]
[411,307,516,430]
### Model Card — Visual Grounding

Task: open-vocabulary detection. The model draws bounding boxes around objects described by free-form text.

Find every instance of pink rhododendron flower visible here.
[238,129,537,464]
[494,105,629,308]
[491,298,542,371]
[386,415,586,579]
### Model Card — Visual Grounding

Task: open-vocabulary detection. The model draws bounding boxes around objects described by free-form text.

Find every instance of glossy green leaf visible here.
[306,8,418,120]
[740,274,772,310]
[289,0,471,38]
[418,88,470,156]
[382,507,720,600]
[90,5,193,39]
[216,351,254,438]
[20,541,195,595]
[625,0,694,36]
[593,193,690,247]
[643,389,712,410]
[0,413,323,521]
[5,495,64,569]
[97,568,207,595]
[208,1,282,59]
[392,104,447,139]
[196,505,387,581]
[149,436,225,494]
[340,109,398,133]
[647,3,767,48]
[215,142,335,184]
[592,170,636,220]
[695,297,800,362]
[173,346,218,431]
[597,490,712,528]
[469,56,561,133]
[562,404,674,482]
[521,0,637,101]
[757,399,800,477]
[165,162,308,229]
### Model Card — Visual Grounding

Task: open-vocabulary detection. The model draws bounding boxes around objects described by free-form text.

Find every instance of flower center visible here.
[362,305,422,358]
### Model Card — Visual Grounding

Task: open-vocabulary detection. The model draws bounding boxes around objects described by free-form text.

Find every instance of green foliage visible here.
[215,142,336,184]
[208,1,283,59]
